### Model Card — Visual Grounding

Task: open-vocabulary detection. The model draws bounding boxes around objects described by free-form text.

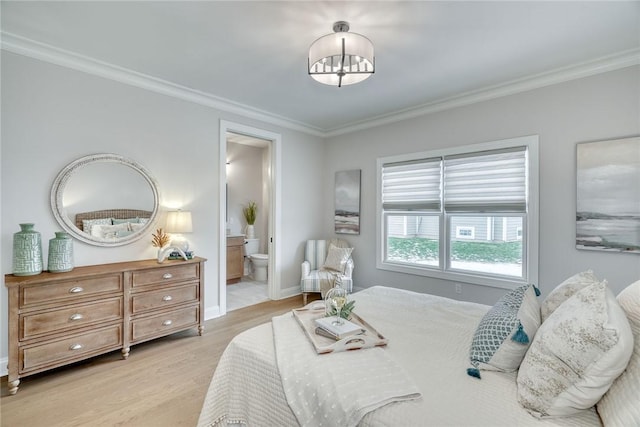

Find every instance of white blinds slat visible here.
[444,148,527,212]
[382,158,441,211]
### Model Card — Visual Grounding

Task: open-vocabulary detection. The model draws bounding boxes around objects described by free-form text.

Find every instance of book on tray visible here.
[314,316,365,340]
[168,250,194,260]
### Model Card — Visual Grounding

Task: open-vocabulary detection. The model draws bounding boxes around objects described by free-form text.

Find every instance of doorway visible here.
[218,121,281,315]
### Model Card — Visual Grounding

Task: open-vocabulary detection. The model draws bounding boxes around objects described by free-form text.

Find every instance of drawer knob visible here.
[162,295,173,302]
[162,273,173,279]
[69,313,84,321]
[69,287,84,293]
[69,344,83,351]
[162,320,173,326]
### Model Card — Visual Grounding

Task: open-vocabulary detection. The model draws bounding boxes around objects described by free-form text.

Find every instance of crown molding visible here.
[325,48,640,137]
[2,31,638,139]
[0,32,325,137]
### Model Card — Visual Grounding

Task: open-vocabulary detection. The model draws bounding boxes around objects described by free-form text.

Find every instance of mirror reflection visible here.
[51,154,160,247]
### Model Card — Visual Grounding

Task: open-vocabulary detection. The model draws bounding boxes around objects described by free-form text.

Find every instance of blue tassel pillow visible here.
[467,284,541,379]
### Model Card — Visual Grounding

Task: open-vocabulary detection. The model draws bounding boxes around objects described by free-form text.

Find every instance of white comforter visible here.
[198,286,602,427]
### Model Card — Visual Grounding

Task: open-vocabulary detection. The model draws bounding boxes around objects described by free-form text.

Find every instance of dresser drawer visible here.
[131,306,199,343]
[21,297,123,340]
[131,283,198,314]
[21,324,122,373]
[22,274,122,307]
[132,264,198,288]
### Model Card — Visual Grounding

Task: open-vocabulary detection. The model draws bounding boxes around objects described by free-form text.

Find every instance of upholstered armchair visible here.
[300,238,354,305]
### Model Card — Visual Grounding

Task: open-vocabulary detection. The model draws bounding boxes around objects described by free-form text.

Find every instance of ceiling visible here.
[1,1,639,136]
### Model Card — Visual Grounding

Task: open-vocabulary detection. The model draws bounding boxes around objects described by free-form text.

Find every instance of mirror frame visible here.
[51,153,160,247]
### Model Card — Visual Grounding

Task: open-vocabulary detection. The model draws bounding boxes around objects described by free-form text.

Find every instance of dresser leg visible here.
[122,347,130,359]
[198,325,204,336]
[8,379,19,395]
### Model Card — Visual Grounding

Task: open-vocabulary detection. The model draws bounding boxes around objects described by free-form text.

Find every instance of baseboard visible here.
[205,305,222,321]
[278,286,302,299]
[0,357,7,377]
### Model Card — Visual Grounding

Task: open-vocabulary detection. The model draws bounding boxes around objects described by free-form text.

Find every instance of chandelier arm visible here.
[338,37,346,88]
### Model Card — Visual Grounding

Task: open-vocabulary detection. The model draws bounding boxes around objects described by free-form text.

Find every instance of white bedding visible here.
[198,286,602,427]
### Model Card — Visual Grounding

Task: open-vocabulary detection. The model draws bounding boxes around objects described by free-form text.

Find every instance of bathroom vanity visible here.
[226,235,245,284]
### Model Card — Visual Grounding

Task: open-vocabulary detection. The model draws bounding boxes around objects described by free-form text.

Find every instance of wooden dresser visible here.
[4,257,206,395]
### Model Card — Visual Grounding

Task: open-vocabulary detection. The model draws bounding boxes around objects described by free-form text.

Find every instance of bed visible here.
[198,284,639,427]
[75,208,152,239]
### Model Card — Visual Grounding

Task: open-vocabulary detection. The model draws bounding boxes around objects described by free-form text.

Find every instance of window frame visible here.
[376,135,539,290]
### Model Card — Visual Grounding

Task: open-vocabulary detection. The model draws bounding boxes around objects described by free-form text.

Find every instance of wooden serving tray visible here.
[292,302,388,354]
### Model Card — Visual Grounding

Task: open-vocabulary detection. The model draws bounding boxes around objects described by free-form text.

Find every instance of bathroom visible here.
[225,131,271,311]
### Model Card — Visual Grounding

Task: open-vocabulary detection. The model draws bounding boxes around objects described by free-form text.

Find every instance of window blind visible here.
[381,158,441,211]
[444,147,527,212]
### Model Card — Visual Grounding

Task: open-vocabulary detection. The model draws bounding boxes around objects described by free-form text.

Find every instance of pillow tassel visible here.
[511,321,529,344]
[533,285,541,297]
[467,367,481,379]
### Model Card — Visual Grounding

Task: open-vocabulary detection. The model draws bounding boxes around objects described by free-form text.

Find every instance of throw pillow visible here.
[517,281,634,418]
[321,244,353,274]
[81,217,112,234]
[540,270,600,322]
[467,284,541,379]
[597,279,640,427]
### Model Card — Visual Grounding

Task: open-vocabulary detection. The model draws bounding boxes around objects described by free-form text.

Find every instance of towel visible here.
[272,311,421,427]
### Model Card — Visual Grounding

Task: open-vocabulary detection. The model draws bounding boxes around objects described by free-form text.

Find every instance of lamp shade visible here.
[165,210,193,233]
[308,21,375,87]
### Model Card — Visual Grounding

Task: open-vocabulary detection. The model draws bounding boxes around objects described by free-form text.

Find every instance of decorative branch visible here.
[151,228,170,248]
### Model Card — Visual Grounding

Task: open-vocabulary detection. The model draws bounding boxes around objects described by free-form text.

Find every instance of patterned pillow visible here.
[321,244,353,273]
[540,270,600,322]
[467,284,541,379]
[597,279,640,426]
[517,281,634,418]
[81,217,112,234]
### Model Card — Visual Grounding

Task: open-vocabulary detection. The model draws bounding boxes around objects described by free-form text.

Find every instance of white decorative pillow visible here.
[467,284,540,378]
[130,222,145,232]
[82,217,112,234]
[91,223,130,239]
[321,244,353,273]
[517,281,634,418]
[597,279,640,427]
[540,270,601,322]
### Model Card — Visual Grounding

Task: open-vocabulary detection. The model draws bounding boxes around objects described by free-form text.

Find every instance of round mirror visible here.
[51,153,160,247]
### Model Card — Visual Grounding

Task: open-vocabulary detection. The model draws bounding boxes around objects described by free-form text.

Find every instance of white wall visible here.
[0,51,326,367]
[324,66,640,305]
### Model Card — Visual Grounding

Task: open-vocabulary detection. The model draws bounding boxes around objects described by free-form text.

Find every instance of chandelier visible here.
[308,21,375,87]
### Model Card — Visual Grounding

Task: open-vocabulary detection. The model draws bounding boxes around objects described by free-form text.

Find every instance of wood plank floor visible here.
[0,295,316,427]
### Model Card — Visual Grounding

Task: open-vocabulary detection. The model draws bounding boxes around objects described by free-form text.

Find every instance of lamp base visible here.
[170,235,190,253]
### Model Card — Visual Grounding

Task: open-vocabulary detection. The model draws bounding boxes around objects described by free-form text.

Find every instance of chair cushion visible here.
[301,270,342,293]
[517,281,633,418]
[321,244,353,273]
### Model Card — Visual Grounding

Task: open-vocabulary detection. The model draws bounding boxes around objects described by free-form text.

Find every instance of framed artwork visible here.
[576,136,640,253]
[335,170,361,235]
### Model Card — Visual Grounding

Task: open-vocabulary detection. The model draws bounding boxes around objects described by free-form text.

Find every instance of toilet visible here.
[244,238,269,281]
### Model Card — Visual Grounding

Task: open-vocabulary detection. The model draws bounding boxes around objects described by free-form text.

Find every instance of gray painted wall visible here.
[324,65,640,306]
[0,51,326,367]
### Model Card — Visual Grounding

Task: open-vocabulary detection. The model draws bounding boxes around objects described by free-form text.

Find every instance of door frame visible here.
[218,120,282,315]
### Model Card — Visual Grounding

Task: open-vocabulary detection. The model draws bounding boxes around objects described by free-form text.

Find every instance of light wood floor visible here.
[0,294,317,427]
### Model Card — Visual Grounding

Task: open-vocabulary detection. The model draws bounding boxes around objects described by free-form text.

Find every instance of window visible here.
[455,226,475,239]
[377,136,538,289]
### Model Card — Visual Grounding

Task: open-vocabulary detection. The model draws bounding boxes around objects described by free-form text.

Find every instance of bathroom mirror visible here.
[51,153,160,247]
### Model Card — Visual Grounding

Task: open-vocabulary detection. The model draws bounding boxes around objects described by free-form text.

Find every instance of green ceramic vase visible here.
[48,231,74,273]
[13,223,43,276]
